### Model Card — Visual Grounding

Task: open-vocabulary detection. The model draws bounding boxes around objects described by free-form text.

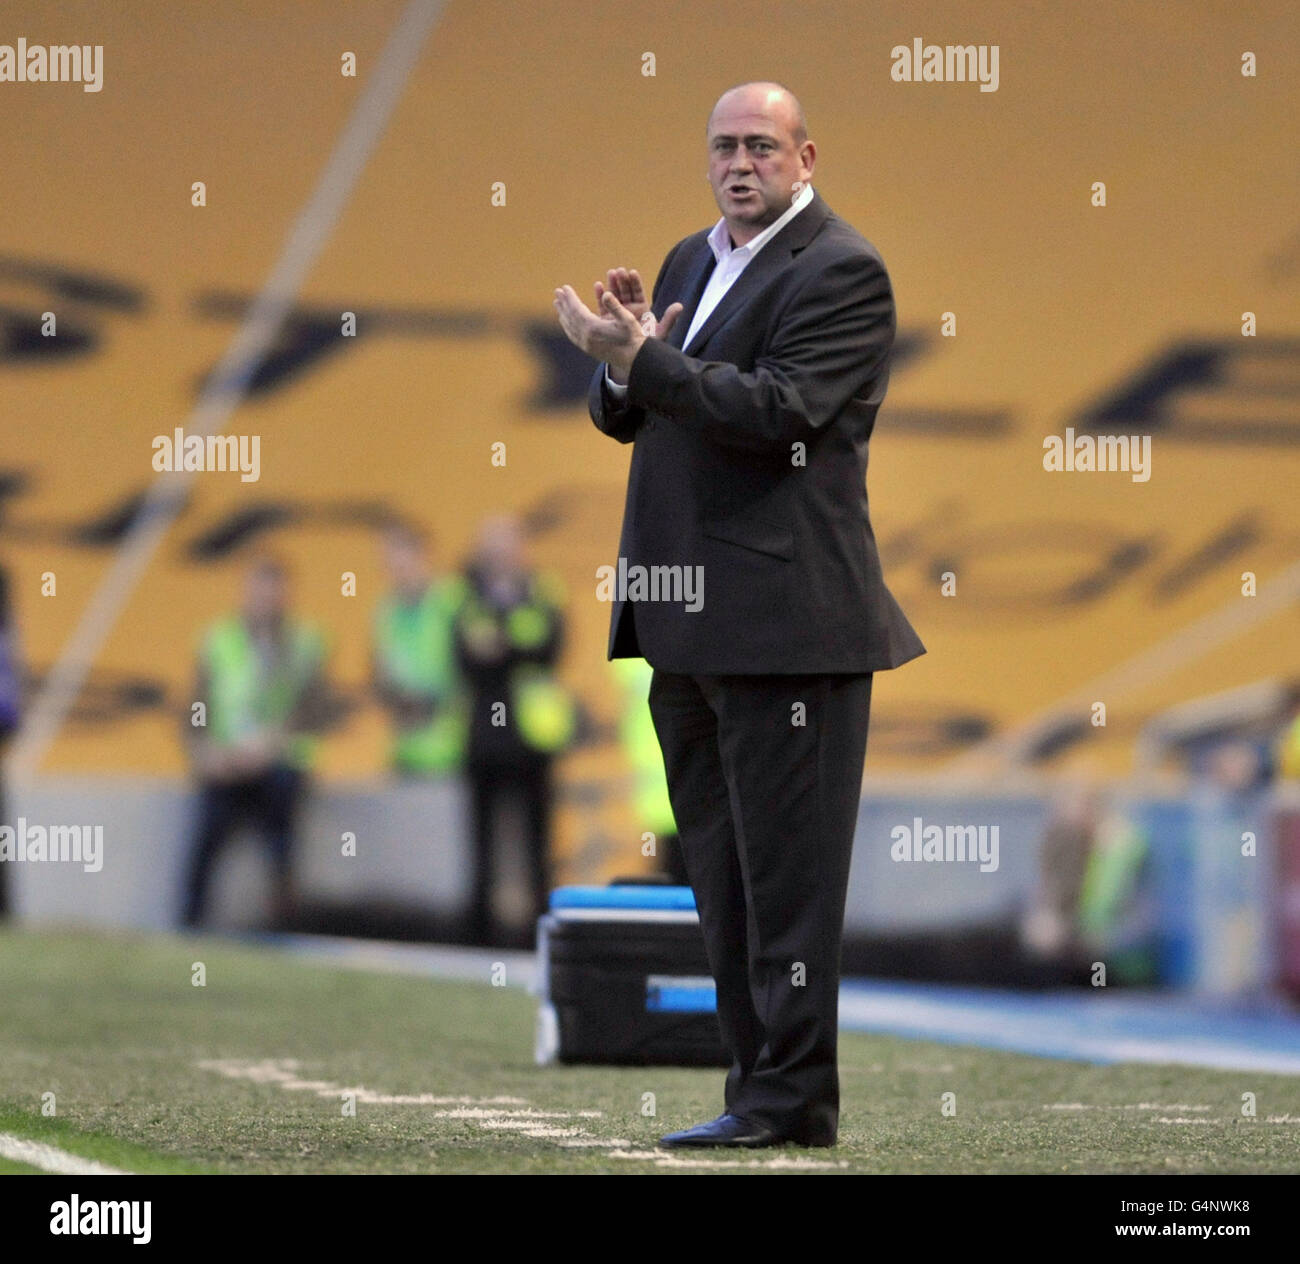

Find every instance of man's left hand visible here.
[553,285,646,377]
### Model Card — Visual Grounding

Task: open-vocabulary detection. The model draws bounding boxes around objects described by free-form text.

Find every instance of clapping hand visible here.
[554,268,683,379]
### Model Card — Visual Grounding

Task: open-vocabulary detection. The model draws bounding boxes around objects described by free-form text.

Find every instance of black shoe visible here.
[658,1113,783,1149]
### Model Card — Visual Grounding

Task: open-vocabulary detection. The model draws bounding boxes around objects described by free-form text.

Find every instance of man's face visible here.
[707,89,813,244]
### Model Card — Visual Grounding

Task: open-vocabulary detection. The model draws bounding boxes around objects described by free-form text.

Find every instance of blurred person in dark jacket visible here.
[454,517,573,945]
[180,555,331,930]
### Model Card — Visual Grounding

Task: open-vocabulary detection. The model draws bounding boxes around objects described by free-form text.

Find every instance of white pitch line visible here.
[481,1124,585,1138]
[1043,1103,1212,1112]
[350,1094,529,1106]
[4,0,447,784]
[194,1059,612,1145]
[0,1132,133,1176]
[194,1060,867,1164]
[199,1061,528,1101]
[431,1108,602,1120]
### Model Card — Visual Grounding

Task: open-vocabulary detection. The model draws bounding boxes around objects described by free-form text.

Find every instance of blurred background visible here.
[1,0,1298,1011]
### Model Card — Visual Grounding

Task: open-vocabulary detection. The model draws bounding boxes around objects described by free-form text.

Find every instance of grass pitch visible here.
[0,929,1295,1175]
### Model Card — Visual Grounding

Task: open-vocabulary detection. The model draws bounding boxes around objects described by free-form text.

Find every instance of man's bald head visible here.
[705,81,816,246]
[708,82,807,146]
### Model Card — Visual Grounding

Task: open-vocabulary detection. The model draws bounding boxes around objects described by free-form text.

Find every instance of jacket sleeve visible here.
[622,249,894,455]
[588,241,684,444]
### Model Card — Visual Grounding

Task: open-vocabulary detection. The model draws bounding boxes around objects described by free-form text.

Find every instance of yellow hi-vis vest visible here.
[457,572,576,755]
[373,579,466,774]
[203,615,325,770]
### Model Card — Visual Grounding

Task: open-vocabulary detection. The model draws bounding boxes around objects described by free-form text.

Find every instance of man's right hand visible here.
[595,268,682,384]
[596,268,650,322]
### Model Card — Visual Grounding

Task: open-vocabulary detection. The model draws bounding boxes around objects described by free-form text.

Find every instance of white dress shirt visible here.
[605,182,815,397]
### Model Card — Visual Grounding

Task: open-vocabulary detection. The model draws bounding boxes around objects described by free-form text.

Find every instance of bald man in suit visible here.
[554,81,924,1148]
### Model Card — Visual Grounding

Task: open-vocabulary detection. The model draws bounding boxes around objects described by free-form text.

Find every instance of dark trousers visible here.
[659,831,689,885]
[467,757,553,946]
[181,764,305,928]
[649,669,873,1144]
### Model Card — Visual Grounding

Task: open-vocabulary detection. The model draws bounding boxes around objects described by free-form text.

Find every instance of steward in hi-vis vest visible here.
[181,556,331,930]
[372,523,466,775]
[452,516,573,946]
[200,613,328,773]
[455,567,574,764]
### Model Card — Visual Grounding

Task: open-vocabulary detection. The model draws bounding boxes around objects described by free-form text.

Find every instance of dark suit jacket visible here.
[588,190,925,675]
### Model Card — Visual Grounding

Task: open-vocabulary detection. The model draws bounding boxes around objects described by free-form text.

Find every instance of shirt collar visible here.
[707,181,815,264]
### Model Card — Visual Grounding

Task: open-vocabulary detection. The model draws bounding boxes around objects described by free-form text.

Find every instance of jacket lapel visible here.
[665,245,716,350]
[682,191,832,357]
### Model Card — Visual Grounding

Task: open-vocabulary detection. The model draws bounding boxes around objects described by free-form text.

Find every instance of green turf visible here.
[0,1106,210,1175]
[0,928,1295,1174]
